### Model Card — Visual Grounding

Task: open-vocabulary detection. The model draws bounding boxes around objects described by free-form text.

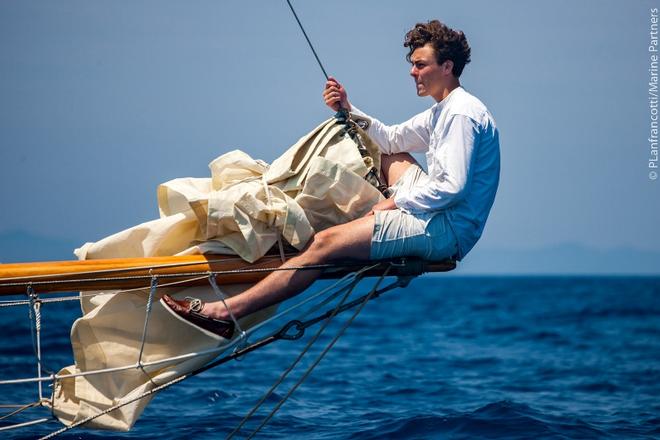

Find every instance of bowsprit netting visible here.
[0,257,453,438]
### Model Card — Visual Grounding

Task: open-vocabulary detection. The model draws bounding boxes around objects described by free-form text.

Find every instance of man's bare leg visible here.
[193,153,418,321]
[380,153,420,187]
[201,215,376,320]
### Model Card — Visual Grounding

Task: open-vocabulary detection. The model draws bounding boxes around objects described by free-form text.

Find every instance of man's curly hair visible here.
[404,20,471,78]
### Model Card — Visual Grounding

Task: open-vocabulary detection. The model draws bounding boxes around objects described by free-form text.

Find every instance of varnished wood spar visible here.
[0,255,456,296]
[0,254,283,296]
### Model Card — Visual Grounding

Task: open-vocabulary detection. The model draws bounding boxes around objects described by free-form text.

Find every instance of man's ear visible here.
[442,60,454,75]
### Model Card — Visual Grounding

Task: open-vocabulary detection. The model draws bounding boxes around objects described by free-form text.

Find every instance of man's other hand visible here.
[323,77,351,112]
[364,197,397,217]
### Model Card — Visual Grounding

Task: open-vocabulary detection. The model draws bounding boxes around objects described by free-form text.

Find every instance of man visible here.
[162,20,500,338]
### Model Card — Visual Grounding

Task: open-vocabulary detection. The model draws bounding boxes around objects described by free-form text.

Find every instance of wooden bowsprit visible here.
[0,255,455,437]
[0,255,455,296]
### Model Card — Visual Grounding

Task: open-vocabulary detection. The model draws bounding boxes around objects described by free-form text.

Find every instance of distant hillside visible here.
[454,243,660,275]
[0,230,79,263]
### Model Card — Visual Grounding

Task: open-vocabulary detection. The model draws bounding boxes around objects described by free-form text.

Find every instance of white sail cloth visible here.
[50,118,383,430]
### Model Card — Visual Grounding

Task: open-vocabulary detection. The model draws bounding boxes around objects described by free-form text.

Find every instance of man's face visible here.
[410,43,452,101]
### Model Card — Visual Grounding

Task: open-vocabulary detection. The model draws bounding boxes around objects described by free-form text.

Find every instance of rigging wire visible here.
[285,0,329,80]
[245,265,392,439]
[0,262,361,293]
[226,273,360,439]
[35,267,404,439]
[0,0,450,433]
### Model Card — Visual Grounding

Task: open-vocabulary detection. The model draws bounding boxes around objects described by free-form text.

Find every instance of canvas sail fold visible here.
[53,117,383,430]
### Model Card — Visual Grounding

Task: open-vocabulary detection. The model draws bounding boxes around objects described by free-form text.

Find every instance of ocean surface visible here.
[1,276,659,439]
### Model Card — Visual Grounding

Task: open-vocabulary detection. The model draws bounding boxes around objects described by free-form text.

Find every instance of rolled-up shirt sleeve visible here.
[394,114,478,213]
[351,105,431,155]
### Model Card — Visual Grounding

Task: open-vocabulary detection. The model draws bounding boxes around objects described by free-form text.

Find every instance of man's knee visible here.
[381,153,419,187]
[305,228,337,262]
[382,152,416,163]
[306,221,364,262]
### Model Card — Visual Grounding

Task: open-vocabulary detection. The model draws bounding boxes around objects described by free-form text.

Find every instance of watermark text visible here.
[649,7,659,180]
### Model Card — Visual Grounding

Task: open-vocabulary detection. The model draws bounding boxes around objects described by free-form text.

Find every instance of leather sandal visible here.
[160,294,235,339]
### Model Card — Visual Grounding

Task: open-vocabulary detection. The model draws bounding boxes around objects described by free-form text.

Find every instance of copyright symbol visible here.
[651,170,658,180]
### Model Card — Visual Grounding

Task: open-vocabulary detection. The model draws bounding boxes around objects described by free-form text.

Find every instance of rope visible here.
[282,0,388,194]
[0,262,356,292]
[245,266,391,439]
[208,274,248,349]
[0,401,41,421]
[0,261,421,388]
[261,174,287,264]
[3,260,419,437]
[35,264,403,439]
[226,273,362,439]
[285,0,329,80]
[0,268,372,387]
[38,375,188,439]
[0,274,212,308]
[136,275,159,387]
[27,286,45,402]
[0,417,51,432]
[0,401,51,433]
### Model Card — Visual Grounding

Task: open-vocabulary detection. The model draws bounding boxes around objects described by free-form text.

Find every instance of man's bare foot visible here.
[200,301,232,321]
[161,295,235,339]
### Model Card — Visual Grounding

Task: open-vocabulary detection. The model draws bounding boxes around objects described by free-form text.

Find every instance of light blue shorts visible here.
[370,165,459,261]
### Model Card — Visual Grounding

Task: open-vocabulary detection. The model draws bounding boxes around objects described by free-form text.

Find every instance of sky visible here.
[0,0,658,272]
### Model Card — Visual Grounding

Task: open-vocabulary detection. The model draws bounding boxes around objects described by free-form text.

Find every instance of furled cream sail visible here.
[51,117,384,430]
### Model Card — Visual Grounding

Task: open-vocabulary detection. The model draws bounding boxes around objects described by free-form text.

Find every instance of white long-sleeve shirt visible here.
[351,86,500,259]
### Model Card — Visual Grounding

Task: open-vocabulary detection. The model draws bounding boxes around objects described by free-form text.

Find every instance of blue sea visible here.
[1,276,659,439]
